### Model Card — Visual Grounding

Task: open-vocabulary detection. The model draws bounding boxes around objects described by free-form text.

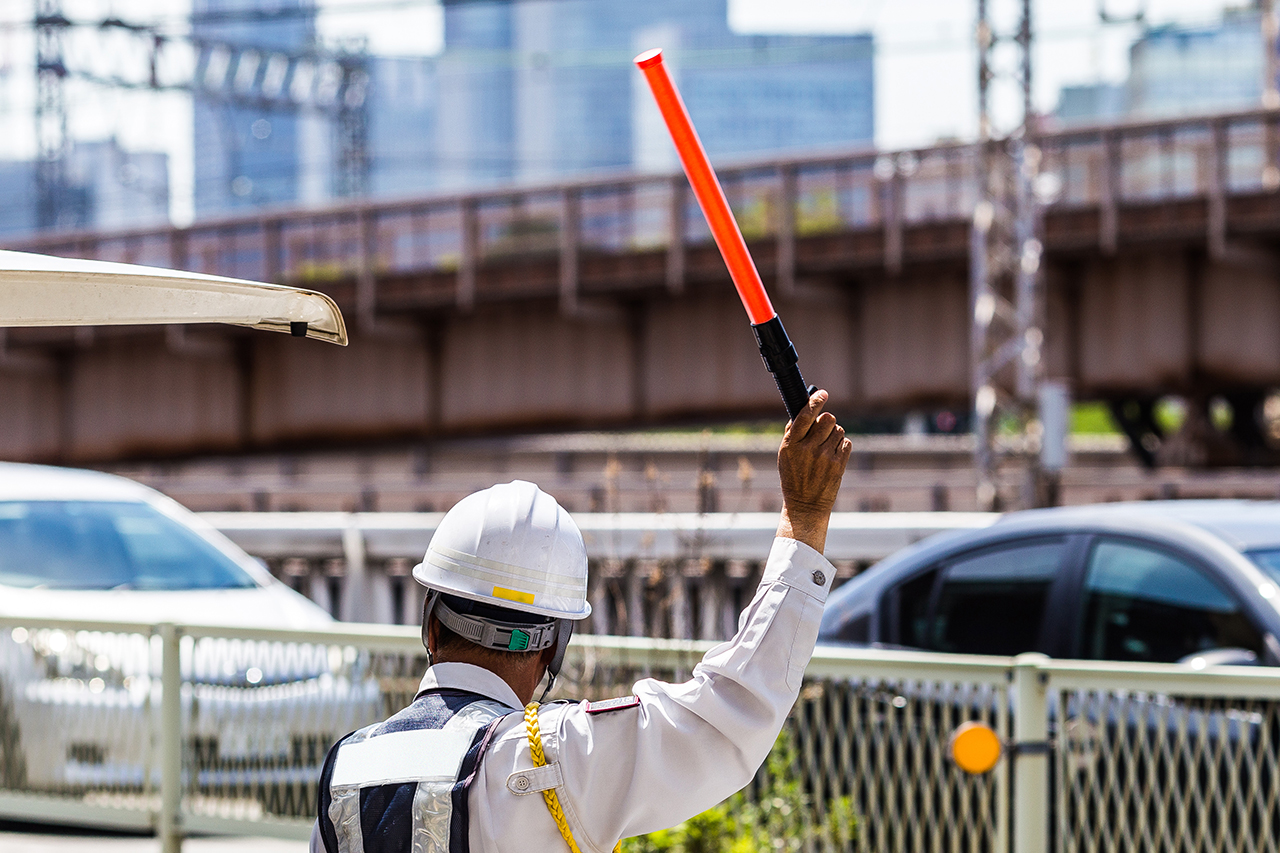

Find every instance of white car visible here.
[0,463,333,627]
[0,251,357,817]
[0,462,380,815]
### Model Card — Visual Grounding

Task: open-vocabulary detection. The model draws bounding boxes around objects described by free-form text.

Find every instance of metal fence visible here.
[3,611,1279,853]
[204,510,998,628]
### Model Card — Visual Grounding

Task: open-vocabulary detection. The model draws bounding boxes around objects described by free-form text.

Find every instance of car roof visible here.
[0,462,156,503]
[0,249,348,345]
[994,500,1280,553]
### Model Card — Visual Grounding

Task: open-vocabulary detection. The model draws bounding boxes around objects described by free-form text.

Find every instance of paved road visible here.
[0,827,306,853]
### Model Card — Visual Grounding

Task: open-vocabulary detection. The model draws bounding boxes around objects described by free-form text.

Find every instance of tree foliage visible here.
[622,727,856,853]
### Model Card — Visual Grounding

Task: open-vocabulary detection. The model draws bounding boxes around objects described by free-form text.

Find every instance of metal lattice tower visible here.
[34,0,70,230]
[970,0,1052,510]
[1263,0,1279,109]
[33,15,372,225]
[334,47,370,199]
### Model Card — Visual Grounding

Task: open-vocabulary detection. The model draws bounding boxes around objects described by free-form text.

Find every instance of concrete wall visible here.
[1200,259,1280,384]
[1077,253,1193,390]
[251,334,430,443]
[65,340,243,459]
[5,249,1280,463]
[859,273,970,407]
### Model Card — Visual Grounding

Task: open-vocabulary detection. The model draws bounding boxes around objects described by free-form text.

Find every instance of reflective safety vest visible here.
[317,690,512,853]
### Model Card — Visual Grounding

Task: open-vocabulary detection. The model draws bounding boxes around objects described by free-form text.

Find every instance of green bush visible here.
[623,728,857,853]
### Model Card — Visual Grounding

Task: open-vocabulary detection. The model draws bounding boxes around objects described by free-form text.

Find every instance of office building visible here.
[1129,8,1266,117]
[1055,9,1269,124]
[1054,83,1127,125]
[0,139,169,237]
[67,140,170,231]
[191,0,316,216]
[367,57,440,198]
[185,0,873,211]
[439,0,874,188]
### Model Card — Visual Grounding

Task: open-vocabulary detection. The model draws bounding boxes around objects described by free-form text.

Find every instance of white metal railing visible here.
[2,613,1278,853]
[203,510,998,564]
[12,107,1280,291]
[203,511,999,628]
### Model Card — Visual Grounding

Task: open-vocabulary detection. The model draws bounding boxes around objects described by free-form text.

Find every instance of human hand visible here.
[775,389,852,554]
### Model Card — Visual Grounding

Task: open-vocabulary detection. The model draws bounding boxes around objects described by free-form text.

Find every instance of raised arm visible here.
[777,388,853,553]
[501,390,851,850]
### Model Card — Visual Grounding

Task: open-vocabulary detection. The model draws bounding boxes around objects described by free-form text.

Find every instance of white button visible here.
[513,775,530,791]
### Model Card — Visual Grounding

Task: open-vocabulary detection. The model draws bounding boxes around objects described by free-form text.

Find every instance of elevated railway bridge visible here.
[6,107,1280,473]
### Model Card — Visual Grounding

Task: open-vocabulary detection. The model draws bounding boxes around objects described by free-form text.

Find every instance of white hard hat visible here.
[412,480,591,621]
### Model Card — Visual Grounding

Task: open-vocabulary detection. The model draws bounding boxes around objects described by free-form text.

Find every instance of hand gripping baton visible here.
[634,48,817,421]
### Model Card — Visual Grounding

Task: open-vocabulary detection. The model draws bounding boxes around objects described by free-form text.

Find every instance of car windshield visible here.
[1246,548,1280,587]
[0,500,258,591]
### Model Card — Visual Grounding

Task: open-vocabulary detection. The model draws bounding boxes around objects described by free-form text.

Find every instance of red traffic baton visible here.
[634,48,816,421]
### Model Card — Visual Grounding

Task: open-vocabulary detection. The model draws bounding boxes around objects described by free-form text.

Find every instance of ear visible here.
[426,616,439,656]
[421,592,439,659]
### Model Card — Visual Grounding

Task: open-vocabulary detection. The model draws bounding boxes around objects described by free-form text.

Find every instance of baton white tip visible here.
[634,48,663,68]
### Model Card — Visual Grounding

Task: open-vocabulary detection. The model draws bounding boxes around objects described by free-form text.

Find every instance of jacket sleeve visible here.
[545,536,836,850]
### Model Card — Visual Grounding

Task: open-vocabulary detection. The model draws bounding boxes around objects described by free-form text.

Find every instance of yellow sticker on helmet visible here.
[493,586,535,605]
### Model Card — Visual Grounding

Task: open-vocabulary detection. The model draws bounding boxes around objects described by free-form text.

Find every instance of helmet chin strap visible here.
[421,592,438,667]
[538,618,574,702]
[424,591,575,704]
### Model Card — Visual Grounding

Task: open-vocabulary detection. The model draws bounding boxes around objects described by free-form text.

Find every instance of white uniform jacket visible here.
[311,536,836,853]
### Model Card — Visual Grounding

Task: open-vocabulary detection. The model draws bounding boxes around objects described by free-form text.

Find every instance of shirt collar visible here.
[417,662,523,710]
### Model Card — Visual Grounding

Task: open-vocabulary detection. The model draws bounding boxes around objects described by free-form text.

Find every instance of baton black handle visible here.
[752,316,818,422]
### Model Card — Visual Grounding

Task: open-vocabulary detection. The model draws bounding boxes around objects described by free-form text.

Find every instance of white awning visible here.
[0,249,347,345]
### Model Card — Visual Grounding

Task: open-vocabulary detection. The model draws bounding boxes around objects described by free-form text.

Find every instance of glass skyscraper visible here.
[191,0,316,216]
[1054,8,1269,125]
[188,0,874,214]
[437,0,873,189]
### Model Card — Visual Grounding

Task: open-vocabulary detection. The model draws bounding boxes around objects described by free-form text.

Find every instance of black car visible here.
[818,501,1280,666]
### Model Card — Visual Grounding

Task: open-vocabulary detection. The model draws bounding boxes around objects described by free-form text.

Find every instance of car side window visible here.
[1077,539,1263,662]
[893,568,940,648]
[885,538,1066,653]
[926,539,1066,655]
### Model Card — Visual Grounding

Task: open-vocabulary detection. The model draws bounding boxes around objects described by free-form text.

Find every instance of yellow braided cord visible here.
[524,702,623,853]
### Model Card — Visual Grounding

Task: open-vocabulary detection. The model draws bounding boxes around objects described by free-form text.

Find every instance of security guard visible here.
[312,390,851,853]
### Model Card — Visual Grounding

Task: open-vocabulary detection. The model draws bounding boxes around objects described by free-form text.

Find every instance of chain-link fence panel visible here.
[1054,686,1280,853]
[178,625,422,827]
[0,618,160,828]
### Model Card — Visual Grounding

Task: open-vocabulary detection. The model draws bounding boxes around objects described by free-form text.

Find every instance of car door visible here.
[879,535,1078,656]
[1068,535,1267,663]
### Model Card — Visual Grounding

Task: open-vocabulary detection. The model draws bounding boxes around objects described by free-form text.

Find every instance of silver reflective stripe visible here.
[427,546,587,596]
[409,780,454,853]
[329,699,512,853]
[329,725,378,853]
[331,729,473,786]
[409,700,511,853]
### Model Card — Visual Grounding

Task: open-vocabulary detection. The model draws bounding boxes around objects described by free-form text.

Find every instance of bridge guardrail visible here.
[2,612,1278,852]
[9,107,1280,308]
[200,510,999,627]
[203,509,999,562]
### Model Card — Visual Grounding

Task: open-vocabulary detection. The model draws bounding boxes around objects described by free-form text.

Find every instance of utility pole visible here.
[971,0,1053,510]
[34,0,70,230]
[1262,0,1279,109]
[333,45,371,199]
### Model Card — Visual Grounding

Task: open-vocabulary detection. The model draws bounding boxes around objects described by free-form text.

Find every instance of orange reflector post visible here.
[949,722,1002,775]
